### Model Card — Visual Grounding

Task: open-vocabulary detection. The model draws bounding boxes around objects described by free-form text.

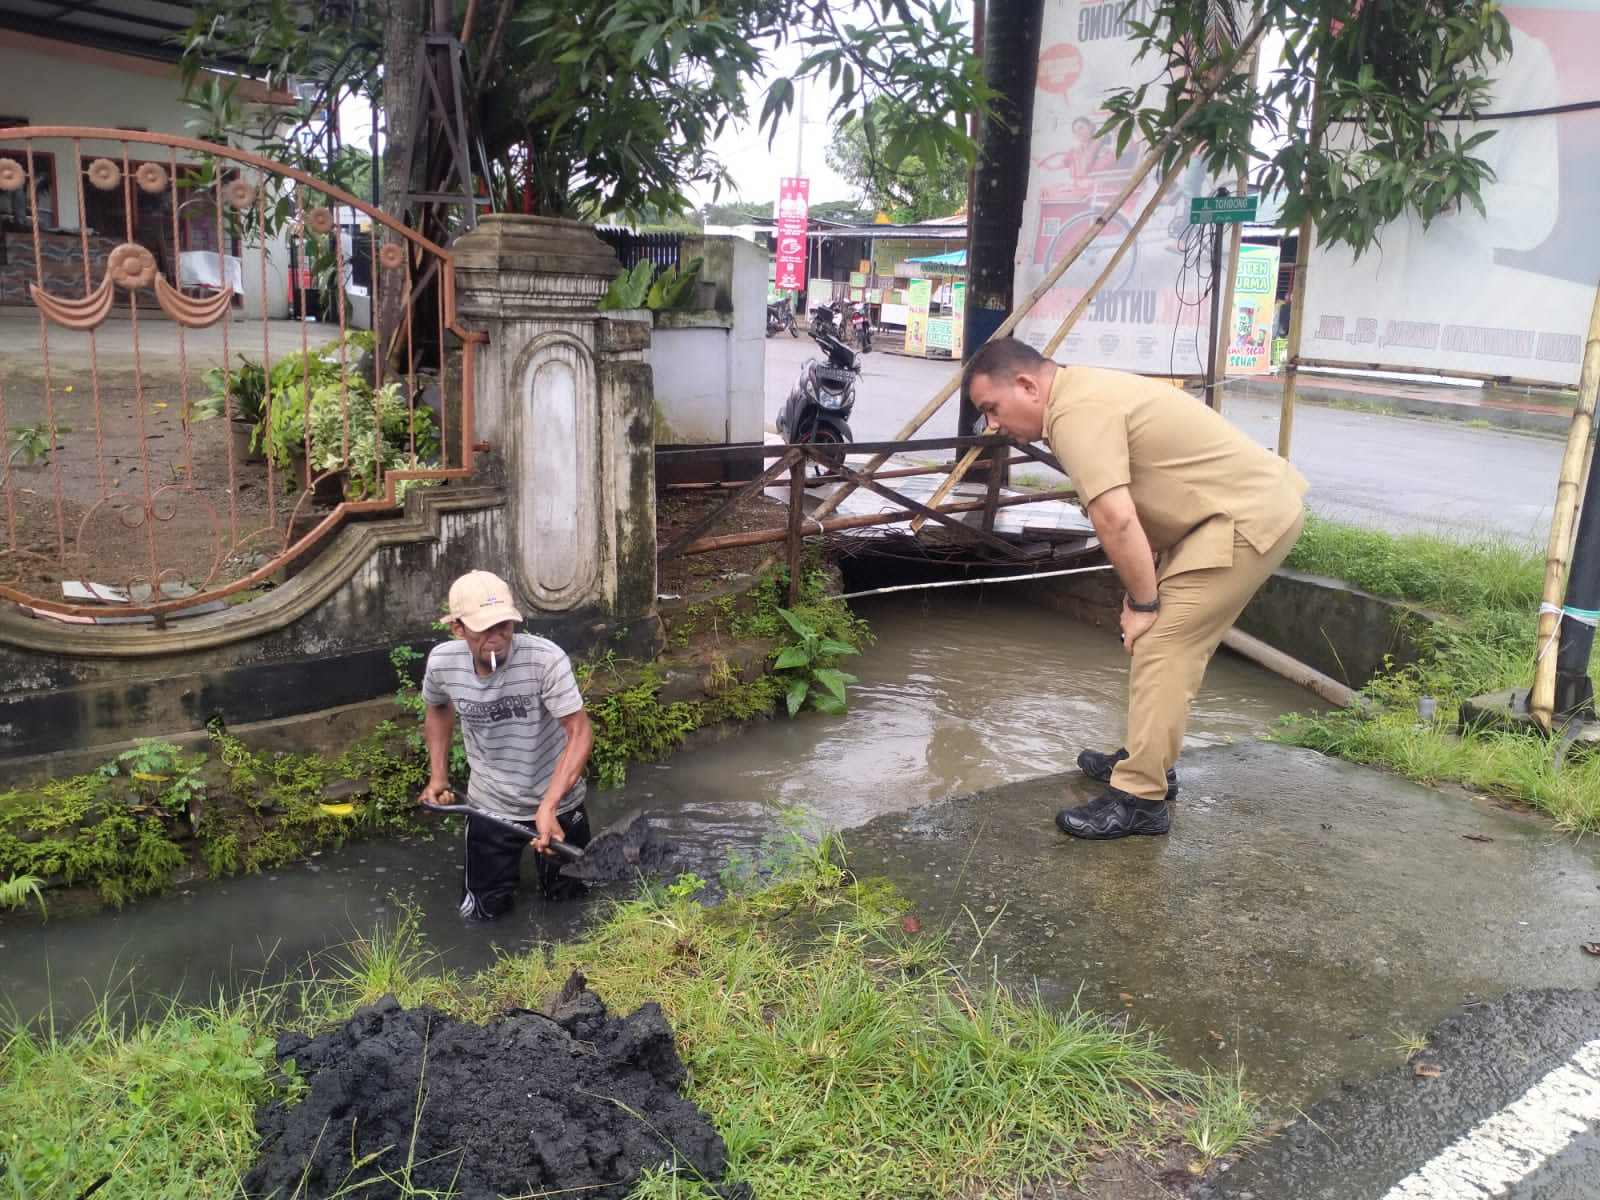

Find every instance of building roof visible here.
[0,1,231,65]
[816,219,969,241]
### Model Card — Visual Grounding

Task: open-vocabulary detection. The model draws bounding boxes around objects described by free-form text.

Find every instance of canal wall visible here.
[1024,566,1434,690]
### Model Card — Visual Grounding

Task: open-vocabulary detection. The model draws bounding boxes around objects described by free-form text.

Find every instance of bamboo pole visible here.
[1278,83,1322,459]
[1528,280,1600,730]
[1278,209,1313,459]
[1214,163,1249,414]
[796,15,1271,532]
[909,153,1192,531]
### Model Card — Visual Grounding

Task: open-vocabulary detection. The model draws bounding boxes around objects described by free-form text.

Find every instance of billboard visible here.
[775,176,809,292]
[1228,244,1280,375]
[1014,0,1214,373]
[1298,2,1600,386]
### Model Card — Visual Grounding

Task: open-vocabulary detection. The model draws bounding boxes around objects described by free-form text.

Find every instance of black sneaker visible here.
[1055,788,1171,840]
[1076,747,1178,800]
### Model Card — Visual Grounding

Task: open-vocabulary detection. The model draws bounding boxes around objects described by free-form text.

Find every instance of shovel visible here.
[419,795,667,882]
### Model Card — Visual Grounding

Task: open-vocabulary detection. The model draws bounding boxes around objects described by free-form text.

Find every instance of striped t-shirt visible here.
[420,632,588,818]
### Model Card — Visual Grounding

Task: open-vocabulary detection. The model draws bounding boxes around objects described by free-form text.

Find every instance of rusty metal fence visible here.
[0,127,479,624]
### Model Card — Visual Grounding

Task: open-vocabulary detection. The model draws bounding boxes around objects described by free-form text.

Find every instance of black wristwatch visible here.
[1125,592,1160,613]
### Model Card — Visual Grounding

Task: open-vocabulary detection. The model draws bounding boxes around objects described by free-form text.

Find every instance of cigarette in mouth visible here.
[490,651,497,671]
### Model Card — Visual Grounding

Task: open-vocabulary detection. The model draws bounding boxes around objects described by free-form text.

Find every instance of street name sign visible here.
[1189,195,1259,224]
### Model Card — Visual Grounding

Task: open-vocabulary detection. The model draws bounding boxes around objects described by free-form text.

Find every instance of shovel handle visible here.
[419,799,583,859]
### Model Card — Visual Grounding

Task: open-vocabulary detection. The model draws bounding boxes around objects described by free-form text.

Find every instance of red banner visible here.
[775,176,809,292]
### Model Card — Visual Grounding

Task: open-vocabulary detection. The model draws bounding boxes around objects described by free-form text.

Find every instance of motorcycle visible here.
[809,302,841,338]
[766,298,799,338]
[844,302,873,353]
[775,328,861,481]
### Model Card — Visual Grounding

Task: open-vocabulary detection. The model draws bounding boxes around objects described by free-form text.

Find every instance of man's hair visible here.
[961,337,1047,400]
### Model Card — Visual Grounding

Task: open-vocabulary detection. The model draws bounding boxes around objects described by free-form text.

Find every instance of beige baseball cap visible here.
[447,570,523,632]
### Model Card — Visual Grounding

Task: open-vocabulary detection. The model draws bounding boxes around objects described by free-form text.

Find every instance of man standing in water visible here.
[418,569,594,914]
[962,339,1307,840]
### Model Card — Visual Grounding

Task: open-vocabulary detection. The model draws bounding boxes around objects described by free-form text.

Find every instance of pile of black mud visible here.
[243,973,748,1200]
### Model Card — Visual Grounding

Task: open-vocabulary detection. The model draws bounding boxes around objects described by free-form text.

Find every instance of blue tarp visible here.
[906,249,967,266]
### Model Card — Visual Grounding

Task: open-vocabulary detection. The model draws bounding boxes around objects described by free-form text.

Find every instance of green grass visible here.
[0,845,1254,1199]
[0,991,273,1199]
[1276,515,1600,833]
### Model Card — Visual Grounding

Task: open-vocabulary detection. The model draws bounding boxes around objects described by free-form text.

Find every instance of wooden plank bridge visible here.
[655,435,1101,603]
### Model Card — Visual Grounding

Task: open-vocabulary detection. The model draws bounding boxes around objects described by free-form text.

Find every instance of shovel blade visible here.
[559,810,669,881]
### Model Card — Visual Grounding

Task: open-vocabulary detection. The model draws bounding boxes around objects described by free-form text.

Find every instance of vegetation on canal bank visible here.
[1276,516,1600,834]
[0,840,1253,1198]
[0,567,868,912]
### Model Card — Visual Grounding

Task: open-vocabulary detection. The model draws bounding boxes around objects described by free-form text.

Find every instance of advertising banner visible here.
[1227,244,1280,375]
[1014,0,1214,374]
[951,281,967,358]
[775,176,809,292]
[1298,2,1600,386]
[905,278,932,356]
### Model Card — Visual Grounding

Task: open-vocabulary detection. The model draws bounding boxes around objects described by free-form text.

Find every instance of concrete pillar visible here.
[452,215,659,652]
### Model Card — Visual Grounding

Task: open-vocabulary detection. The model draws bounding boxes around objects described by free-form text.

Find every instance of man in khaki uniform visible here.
[963,339,1308,839]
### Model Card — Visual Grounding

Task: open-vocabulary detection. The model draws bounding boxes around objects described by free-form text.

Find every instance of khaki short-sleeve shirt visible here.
[1044,365,1309,577]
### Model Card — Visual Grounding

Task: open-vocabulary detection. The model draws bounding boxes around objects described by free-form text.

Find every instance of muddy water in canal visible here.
[6,591,1597,1118]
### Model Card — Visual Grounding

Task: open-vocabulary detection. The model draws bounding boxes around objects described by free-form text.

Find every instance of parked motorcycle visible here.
[775,328,861,481]
[766,298,799,338]
[808,302,840,338]
[844,302,873,353]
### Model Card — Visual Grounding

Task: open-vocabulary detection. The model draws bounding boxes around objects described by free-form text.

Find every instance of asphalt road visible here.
[762,335,1567,546]
[1199,986,1600,1200]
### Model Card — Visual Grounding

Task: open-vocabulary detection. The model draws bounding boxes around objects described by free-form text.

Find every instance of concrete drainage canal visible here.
[4,592,1598,1197]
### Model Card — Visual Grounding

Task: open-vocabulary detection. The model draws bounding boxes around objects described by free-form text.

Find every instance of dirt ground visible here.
[1,373,313,603]
[243,979,749,1200]
[655,486,797,601]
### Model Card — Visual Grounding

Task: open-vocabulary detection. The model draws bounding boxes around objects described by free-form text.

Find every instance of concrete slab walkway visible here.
[842,739,1600,1111]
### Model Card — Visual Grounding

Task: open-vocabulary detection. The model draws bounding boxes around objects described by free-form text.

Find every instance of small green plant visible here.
[772,606,859,716]
[598,256,704,311]
[5,420,70,467]
[1180,1061,1262,1162]
[192,354,270,425]
[0,872,45,915]
[98,740,206,817]
[1387,1026,1429,1061]
[302,379,440,499]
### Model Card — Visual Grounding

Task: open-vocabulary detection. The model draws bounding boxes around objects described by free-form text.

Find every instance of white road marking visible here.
[1379,1038,1600,1199]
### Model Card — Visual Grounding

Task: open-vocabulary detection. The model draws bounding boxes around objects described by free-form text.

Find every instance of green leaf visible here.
[812,668,857,704]
[785,678,809,717]
[776,607,811,637]
[774,647,811,671]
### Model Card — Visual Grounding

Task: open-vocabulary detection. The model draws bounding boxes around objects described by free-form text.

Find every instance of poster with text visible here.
[1227,245,1280,375]
[1014,0,1214,374]
[775,177,809,293]
[951,281,967,358]
[1298,2,1600,386]
[905,279,932,356]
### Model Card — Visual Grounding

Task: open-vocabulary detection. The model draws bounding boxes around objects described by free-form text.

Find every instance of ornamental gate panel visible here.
[0,128,479,624]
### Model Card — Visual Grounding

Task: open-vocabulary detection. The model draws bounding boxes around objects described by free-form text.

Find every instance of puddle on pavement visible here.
[4,590,1597,1121]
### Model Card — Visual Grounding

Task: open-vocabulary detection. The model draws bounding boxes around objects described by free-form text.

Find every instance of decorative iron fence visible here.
[594,227,683,274]
[0,127,480,623]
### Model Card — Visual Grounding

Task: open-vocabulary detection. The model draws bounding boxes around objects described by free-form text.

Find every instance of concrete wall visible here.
[0,488,507,772]
[1023,566,1432,690]
[646,234,767,445]
[0,32,293,318]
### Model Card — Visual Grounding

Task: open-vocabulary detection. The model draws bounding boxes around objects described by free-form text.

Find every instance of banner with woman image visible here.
[1013,0,1214,375]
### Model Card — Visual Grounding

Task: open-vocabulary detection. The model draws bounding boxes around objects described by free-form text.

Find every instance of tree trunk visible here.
[960,0,1044,435]
[377,0,425,363]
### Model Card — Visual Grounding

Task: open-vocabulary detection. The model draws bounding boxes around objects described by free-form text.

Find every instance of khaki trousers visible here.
[1110,510,1306,802]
